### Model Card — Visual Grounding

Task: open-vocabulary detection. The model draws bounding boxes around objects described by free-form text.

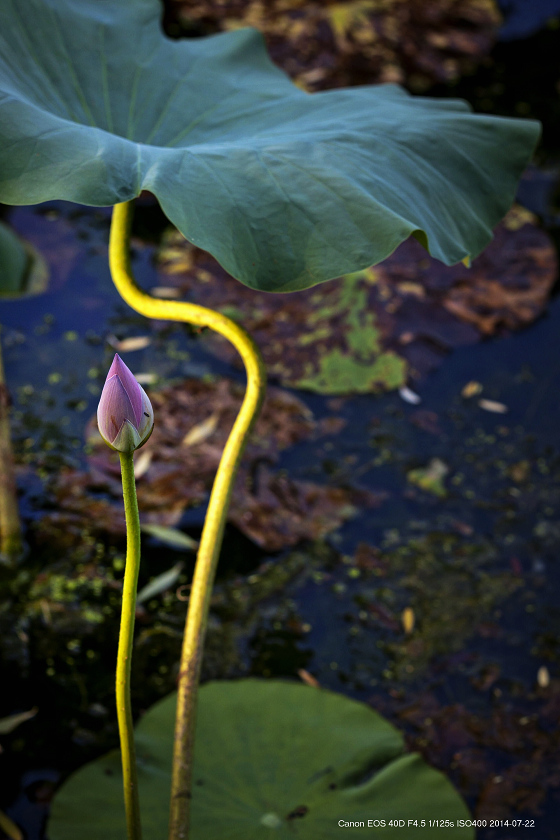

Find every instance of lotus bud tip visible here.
[97,354,153,453]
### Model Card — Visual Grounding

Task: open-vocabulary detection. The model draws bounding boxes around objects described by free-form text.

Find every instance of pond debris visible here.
[0,707,37,735]
[401,607,415,634]
[407,458,449,498]
[137,562,184,604]
[106,334,152,353]
[134,372,157,386]
[374,677,559,821]
[182,411,220,447]
[252,524,543,821]
[228,466,383,552]
[133,449,153,479]
[140,524,198,551]
[154,205,556,393]
[408,408,442,436]
[151,285,182,298]
[297,668,320,688]
[478,398,508,414]
[164,0,500,93]
[399,386,421,405]
[461,380,483,398]
[43,378,374,552]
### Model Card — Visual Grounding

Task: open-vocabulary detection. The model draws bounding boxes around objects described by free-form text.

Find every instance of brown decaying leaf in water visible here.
[154,206,557,388]
[163,0,501,93]
[41,380,382,552]
[374,684,560,819]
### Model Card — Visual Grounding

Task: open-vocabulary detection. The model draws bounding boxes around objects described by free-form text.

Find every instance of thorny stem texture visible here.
[117,450,143,840]
[109,202,266,840]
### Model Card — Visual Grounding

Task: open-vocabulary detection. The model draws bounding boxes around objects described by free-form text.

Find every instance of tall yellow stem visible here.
[109,202,266,840]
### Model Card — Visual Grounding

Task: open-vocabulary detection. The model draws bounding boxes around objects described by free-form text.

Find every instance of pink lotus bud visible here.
[97,354,154,453]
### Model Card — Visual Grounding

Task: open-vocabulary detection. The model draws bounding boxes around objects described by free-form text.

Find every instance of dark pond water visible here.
[2,4,560,840]
[498,0,560,40]
[2,205,560,839]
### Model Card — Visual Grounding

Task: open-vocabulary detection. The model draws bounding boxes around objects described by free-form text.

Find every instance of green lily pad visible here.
[49,679,474,839]
[0,0,539,292]
[0,221,49,298]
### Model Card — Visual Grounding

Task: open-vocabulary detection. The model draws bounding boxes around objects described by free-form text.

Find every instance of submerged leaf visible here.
[0,221,49,299]
[156,208,556,392]
[133,449,153,479]
[136,562,184,604]
[140,524,198,551]
[81,379,364,551]
[46,380,356,552]
[228,466,382,551]
[182,412,220,447]
[0,707,37,734]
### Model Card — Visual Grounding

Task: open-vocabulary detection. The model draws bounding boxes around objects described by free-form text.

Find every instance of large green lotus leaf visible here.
[0,1,540,293]
[49,679,474,839]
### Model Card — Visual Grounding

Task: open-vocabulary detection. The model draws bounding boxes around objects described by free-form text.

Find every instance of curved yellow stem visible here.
[109,202,267,840]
